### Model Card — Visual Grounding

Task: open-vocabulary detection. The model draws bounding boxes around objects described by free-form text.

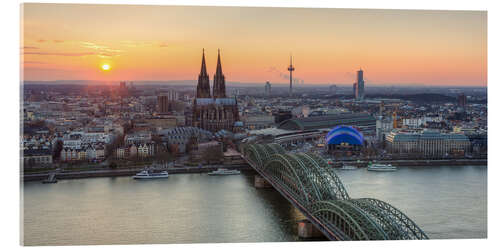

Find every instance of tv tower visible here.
[287,55,295,97]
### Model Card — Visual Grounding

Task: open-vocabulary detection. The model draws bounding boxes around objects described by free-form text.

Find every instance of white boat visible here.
[367,163,397,172]
[133,170,169,179]
[340,165,358,170]
[208,168,241,176]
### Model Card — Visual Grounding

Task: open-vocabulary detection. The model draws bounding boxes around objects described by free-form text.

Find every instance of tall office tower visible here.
[265,81,272,96]
[196,49,211,98]
[356,68,365,100]
[212,49,226,98]
[458,93,467,109]
[119,81,129,97]
[379,101,385,116]
[157,95,169,114]
[353,82,358,99]
[287,55,295,97]
[168,89,179,101]
[329,84,337,95]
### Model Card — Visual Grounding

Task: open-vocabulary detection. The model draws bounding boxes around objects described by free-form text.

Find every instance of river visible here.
[22,165,487,245]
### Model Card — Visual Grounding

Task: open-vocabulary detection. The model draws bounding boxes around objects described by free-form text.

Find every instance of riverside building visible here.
[385,130,470,157]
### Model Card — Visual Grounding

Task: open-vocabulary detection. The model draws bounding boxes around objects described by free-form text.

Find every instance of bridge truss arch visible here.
[310,199,429,240]
[242,143,428,240]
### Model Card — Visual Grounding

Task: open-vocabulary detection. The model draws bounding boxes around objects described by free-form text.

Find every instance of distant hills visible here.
[367,93,457,104]
[22,80,486,89]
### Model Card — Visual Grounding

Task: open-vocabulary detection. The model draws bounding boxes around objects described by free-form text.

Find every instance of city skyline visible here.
[17,3,489,246]
[22,4,486,86]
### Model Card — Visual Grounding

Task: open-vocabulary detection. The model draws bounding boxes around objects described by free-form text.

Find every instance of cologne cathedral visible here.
[192,49,239,132]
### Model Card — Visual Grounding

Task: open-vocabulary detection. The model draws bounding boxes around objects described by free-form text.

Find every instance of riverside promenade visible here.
[22,164,252,182]
[328,158,487,168]
[22,157,486,182]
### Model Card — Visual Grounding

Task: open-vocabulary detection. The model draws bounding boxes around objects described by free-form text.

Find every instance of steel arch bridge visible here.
[242,143,428,241]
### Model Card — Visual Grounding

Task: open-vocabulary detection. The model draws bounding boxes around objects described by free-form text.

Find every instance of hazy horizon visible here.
[21,79,487,89]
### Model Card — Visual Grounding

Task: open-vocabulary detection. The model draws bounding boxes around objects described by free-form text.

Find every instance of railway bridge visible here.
[242,143,428,241]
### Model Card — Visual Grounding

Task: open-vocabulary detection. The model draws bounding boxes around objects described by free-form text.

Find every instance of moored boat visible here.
[208,168,241,176]
[133,169,169,179]
[367,163,397,172]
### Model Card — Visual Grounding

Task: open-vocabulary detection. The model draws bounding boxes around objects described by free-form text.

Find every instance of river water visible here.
[22,165,487,245]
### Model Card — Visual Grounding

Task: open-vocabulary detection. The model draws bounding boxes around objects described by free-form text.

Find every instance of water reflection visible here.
[22,165,486,245]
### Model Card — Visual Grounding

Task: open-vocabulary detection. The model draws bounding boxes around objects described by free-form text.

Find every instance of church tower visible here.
[212,49,226,98]
[196,49,211,98]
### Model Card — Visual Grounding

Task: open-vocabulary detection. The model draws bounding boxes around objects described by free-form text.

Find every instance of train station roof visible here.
[278,113,375,131]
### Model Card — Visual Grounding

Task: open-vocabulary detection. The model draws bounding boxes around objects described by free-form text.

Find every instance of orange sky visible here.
[21,4,487,86]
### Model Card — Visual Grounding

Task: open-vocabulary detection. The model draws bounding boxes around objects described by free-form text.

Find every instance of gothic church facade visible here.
[192,49,239,132]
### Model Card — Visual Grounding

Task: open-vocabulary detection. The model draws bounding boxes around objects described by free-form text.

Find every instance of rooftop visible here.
[278,113,375,131]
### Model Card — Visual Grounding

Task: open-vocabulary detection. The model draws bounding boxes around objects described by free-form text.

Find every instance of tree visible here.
[109,161,118,169]
[106,133,124,158]
[186,135,198,153]
[202,146,223,164]
[154,150,172,164]
[169,143,179,157]
[52,140,63,160]
[123,122,133,135]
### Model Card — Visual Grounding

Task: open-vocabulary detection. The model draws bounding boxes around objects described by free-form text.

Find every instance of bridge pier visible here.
[297,219,326,239]
[254,175,272,188]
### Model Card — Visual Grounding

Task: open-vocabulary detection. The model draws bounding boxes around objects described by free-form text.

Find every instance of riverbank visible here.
[22,164,252,182]
[331,158,487,168]
[22,158,487,182]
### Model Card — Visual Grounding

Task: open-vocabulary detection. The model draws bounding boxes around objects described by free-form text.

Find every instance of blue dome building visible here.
[325,126,365,155]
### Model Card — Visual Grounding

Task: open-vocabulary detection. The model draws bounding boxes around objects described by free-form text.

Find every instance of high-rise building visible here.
[265,81,272,96]
[157,95,169,114]
[353,82,357,99]
[329,84,337,95]
[353,69,365,100]
[119,81,129,97]
[287,55,295,97]
[379,101,385,116]
[168,90,179,101]
[192,49,239,132]
[458,93,467,109]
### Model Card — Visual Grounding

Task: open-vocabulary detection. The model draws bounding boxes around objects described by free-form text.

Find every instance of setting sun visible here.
[101,64,110,71]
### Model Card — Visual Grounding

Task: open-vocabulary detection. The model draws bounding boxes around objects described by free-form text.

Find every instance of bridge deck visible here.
[240,143,429,241]
[244,156,339,240]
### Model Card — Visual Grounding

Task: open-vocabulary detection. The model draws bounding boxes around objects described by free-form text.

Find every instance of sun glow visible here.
[101,64,110,71]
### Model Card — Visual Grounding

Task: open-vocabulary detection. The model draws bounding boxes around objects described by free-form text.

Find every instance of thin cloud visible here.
[81,41,122,56]
[37,39,46,43]
[120,40,153,47]
[53,40,64,43]
[97,53,113,58]
[22,61,48,64]
[121,40,168,48]
[24,51,96,57]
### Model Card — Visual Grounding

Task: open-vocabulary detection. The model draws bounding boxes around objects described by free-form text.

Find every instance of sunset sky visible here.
[21,4,487,86]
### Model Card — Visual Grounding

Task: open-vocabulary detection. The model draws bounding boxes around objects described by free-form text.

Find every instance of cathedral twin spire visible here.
[196,49,211,98]
[196,49,226,98]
